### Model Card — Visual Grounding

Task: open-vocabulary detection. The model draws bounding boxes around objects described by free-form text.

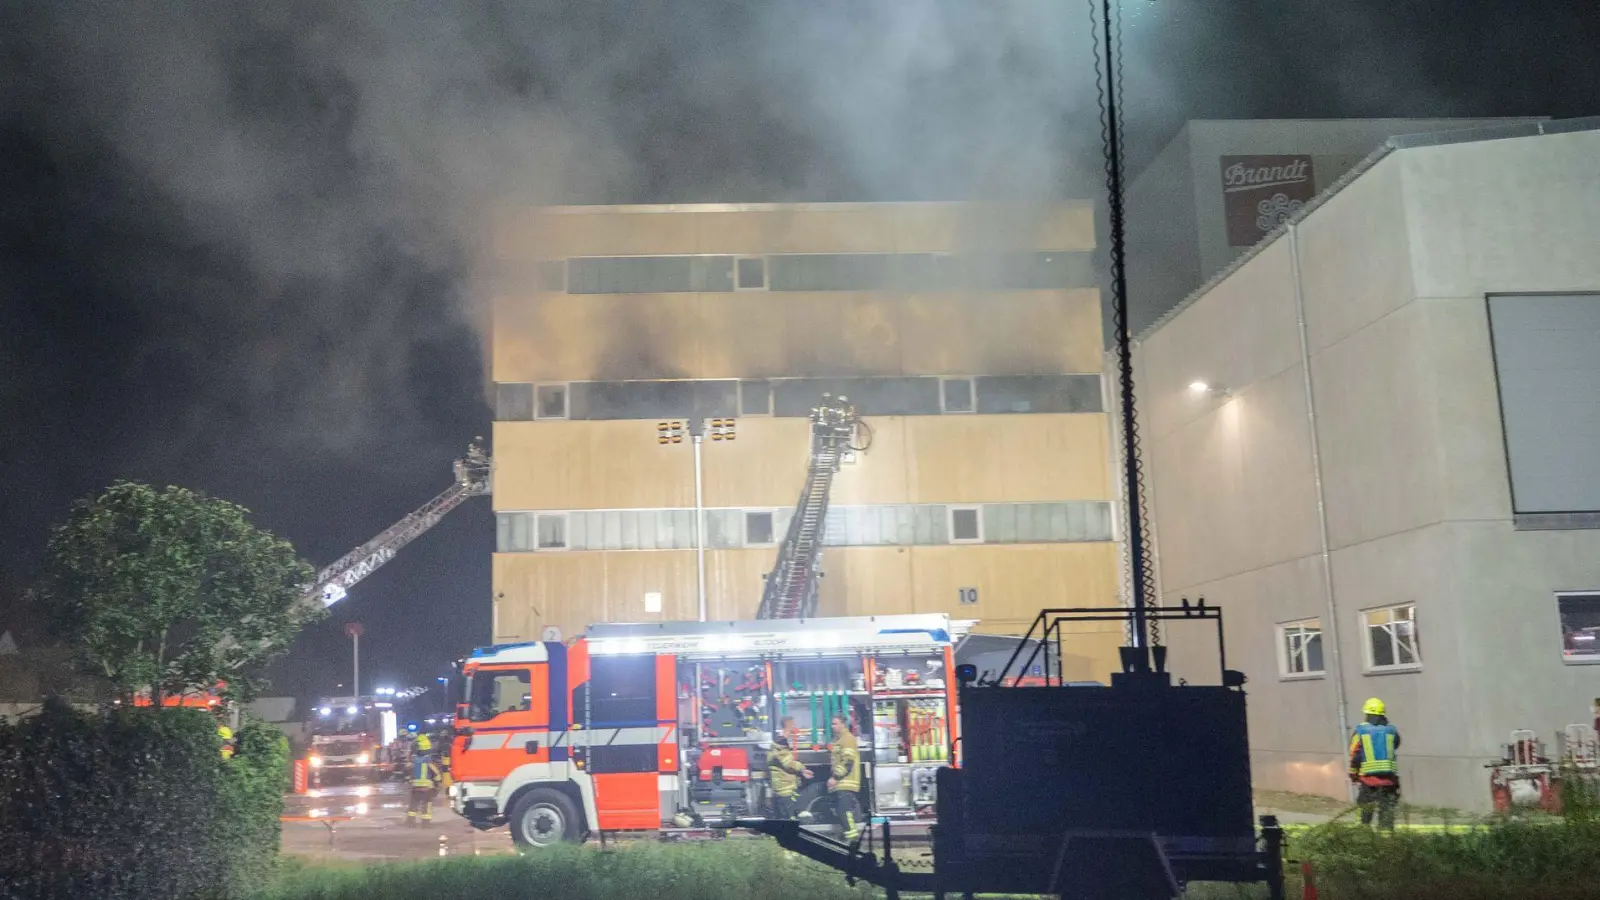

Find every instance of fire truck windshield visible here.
[311,706,379,736]
[466,669,532,721]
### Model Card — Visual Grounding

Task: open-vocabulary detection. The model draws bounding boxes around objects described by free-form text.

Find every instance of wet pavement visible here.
[280,781,514,861]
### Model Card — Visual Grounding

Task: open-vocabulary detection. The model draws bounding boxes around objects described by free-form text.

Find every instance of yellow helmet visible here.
[415,734,433,751]
[1362,697,1386,717]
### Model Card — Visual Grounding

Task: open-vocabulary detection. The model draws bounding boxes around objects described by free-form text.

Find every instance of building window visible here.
[495,383,534,421]
[1488,294,1600,519]
[948,506,983,544]
[535,383,569,420]
[941,377,975,414]
[736,256,767,290]
[1277,619,1325,678]
[1558,593,1600,663]
[1362,604,1419,671]
[739,380,773,416]
[744,510,776,546]
[535,513,569,550]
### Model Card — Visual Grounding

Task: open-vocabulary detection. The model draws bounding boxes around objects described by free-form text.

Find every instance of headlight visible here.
[356,753,371,765]
[308,756,323,768]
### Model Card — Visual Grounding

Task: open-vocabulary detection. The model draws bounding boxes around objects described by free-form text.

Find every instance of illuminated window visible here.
[1362,604,1419,671]
[1277,619,1325,678]
[1558,593,1600,664]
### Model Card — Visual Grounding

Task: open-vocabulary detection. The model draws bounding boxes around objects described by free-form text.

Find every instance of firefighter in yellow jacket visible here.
[407,734,442,826]
[768,735,812,820]
[826,714,861,841]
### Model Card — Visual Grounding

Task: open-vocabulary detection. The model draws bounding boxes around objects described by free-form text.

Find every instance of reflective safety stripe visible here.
[1359,731,1398,775]
[469,725,674,752]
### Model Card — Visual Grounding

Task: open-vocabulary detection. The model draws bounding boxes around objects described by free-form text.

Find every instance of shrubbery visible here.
[1287,818,1600,900]
[0,700,288,900]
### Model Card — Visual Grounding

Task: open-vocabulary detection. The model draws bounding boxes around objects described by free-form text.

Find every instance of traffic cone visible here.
[1300,861,1317,900]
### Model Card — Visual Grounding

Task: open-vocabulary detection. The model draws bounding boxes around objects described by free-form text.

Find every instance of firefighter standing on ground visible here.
[1349,696,1401,829]
[827,714,862,841]
[408,734,442,826]
[768,734,812,820]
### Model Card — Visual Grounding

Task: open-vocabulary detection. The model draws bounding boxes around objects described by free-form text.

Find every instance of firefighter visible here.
[407,734,442,826]
[826,714,861,842]
[217,723,236,761]
[1349,697,1401,829]
[767,734,812,820]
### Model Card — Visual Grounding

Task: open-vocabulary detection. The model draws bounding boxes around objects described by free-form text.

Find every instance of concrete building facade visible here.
[1132,118,1600,810]
[488,202,1124,678]
[1125,117,1547,337]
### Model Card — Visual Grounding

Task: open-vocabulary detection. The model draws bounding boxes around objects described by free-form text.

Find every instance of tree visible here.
[30,481,322,704]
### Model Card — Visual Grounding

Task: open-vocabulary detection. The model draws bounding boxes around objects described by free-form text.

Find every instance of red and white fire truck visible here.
[449,614,971,847]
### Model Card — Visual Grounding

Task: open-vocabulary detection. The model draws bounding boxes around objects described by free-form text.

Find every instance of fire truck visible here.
[304,696,397,786]
[449,614,969,847]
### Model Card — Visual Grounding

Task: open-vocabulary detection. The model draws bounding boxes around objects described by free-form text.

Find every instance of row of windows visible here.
[495,374,1104,422]
[1276,605,1419,679]
[1277,593,1600,680]
[525,251,1095,295]
[495,502,1115,553]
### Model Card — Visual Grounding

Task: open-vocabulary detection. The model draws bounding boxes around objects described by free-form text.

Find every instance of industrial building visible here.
[1135,118,1600,810]
[1125,117,1547,337]
[487,202,1124,678]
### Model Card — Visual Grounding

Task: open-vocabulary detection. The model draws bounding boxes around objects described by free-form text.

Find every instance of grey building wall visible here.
[1130,120,1600,811]
[1125,117,1548,341]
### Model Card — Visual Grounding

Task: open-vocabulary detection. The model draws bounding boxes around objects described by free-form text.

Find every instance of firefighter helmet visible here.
[1362,697,1386,717]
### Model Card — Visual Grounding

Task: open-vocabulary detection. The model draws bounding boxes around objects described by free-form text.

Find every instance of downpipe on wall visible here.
[1287,222,1353,792]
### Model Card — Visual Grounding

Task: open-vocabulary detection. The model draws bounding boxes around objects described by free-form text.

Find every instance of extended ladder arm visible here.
[756,396,861,620]
[304,441,492,607]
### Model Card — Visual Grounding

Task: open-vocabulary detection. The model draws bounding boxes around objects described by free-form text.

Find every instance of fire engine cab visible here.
[449,614,969,847]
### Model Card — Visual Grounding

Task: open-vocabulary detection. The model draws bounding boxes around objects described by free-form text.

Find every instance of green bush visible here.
[0,701,286,900]
[1286,819,1600,900]
[256,841,882,900]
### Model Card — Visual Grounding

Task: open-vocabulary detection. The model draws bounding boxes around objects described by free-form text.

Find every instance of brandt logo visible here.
[1222,159,1311,193]
[1220,155,1317,247]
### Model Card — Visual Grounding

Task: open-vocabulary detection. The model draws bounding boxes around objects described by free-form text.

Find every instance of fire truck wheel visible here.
[509,788,581,849]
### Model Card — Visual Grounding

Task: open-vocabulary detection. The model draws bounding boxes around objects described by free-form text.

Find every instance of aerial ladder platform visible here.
[755,395,862,620]
[304,440,491,608]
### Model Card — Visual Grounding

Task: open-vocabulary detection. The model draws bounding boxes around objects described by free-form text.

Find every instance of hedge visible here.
[0,698,288,900]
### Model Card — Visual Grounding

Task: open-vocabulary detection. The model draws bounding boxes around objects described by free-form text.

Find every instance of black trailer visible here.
[735,604,1286,900]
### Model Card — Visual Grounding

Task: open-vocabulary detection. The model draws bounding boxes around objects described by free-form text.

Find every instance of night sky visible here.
[2,1,1595,703]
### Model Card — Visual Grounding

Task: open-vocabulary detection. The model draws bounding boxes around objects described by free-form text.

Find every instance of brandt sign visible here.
[1220,155,1315,247]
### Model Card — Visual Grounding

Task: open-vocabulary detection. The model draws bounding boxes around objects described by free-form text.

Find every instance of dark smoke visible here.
[2,0,1594,695]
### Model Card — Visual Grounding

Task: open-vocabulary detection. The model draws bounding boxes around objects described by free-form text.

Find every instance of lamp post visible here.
[345,622,363,697]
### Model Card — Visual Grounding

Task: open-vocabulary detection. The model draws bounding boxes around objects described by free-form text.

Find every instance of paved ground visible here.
[281,781,515,861]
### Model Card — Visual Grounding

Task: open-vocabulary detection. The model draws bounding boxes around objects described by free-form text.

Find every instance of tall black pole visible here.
[1097,0,1151,663]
